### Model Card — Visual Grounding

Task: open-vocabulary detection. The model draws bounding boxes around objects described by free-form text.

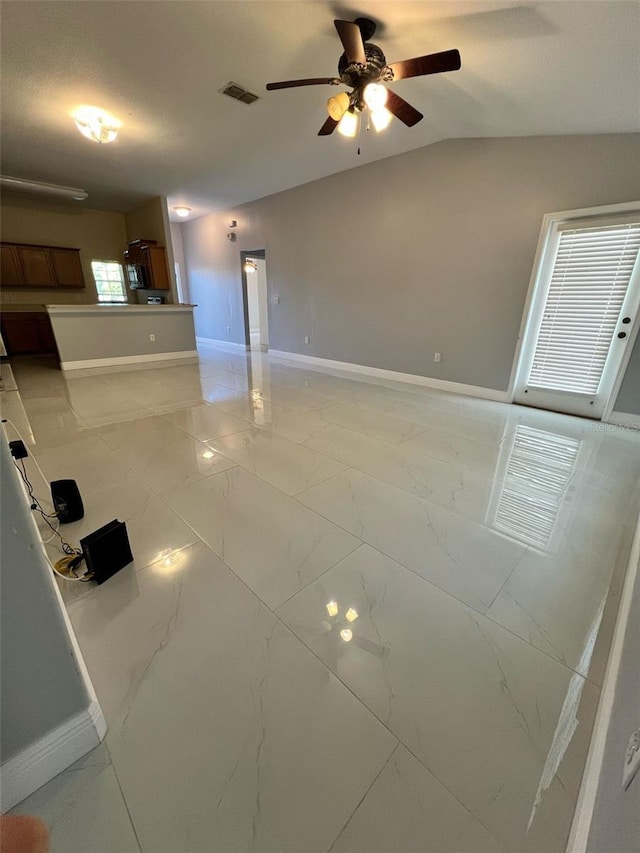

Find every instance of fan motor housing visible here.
[338,43,391,90]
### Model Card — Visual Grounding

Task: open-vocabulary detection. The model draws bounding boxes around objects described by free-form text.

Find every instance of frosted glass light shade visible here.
[363,83,388,111]
[337,110,358,138]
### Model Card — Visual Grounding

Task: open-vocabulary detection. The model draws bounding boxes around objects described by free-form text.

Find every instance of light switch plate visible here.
[623,728,640,790]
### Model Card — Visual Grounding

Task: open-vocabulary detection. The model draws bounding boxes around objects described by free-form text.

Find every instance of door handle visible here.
[617,332,627,339]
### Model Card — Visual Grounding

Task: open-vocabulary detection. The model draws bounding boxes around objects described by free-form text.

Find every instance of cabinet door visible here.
[143,246,170,290]
[0,314,42,354]
[1,245,25,286]
[16,246,57,288]
[50,248,85,288]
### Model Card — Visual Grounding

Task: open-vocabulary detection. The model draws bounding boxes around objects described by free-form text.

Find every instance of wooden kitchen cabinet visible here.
[0,242,85,290]
[49,247,85,288]
[16,246,57,287]
[0,312,57,355]
[1,244,24,286]
[141,245,170,290]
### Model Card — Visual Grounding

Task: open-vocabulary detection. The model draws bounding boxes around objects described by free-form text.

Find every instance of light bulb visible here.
[327,92,350,121]
[337,110,358,138]
[345,608,359,623]
[363,83,388,111]
[244,260,257,273]
[370,107,392,132]
[326,601,339,617]
[73,106,120,144]
[340,628,353,643]
[173,207,191,218]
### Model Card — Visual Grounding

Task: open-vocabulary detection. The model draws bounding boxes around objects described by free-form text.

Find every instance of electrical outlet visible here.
[434,352,441,363]
[226,325,231,333]
[623,728,640,790]
[149,333,155,342]
[273,295,280,305]
[304,336,310,344]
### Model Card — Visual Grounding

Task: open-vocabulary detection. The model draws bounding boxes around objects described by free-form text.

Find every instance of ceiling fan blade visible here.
[385,90,423,127]
[389,49,461,81]
[318,116,339,136]
[266,78,340,91]
[334,20,366,65]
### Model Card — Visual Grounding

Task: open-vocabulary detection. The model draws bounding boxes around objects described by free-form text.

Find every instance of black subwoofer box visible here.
[50,479,84,524]
[80,519,133,585]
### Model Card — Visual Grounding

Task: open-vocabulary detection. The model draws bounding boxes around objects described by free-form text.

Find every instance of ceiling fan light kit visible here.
[266,17,461,138]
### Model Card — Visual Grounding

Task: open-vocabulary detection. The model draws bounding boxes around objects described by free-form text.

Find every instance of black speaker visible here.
[50,479,84,524]
[80,519,133,585]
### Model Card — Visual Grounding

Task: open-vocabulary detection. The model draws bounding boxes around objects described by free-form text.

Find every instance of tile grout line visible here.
[324,743,400,853]
[270,604,508,853]
[102,741,145,853]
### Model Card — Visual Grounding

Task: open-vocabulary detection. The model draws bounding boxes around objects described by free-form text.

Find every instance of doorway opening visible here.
[240,249,269,350]
[510,202,640,420]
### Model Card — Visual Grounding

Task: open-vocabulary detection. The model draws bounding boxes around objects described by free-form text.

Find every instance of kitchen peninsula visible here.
[45,303,197,371]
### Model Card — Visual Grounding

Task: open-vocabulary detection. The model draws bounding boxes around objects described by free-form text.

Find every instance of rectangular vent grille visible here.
[220,82,260,105]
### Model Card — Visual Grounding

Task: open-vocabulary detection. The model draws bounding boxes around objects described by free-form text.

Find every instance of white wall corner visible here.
[0,702,106,812]
[268,349,509,403]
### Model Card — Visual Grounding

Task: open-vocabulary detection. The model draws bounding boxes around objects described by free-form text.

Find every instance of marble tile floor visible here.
[3,348,640,853]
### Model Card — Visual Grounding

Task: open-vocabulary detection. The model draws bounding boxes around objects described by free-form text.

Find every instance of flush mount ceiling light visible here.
[173,206,192,218]
[73,106,120,144]
[244,259,258,274]
[0,175,88,200]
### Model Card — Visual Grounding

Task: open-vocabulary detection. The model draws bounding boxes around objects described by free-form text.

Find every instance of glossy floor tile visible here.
[10,745,140,853]
[277,545,600,852]
[67,542,396,853]
[298,467,527,613]
[206,427,348,496]
[3,349,639,853]
[165,467,359,608]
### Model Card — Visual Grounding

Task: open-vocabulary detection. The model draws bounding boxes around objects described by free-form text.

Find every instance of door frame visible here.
[507,200,640,421]
[240,249,266,348]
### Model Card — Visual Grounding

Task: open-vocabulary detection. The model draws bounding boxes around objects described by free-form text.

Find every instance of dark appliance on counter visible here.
[124,239,157,290]
[123,239,170,292]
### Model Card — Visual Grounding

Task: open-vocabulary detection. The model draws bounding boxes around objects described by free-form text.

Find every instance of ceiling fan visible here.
[266,18,461,137]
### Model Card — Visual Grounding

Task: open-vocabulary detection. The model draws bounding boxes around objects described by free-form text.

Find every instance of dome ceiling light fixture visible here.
[173,206,192,218]
[266,17,461,138]
[73,106,121,144]
[244,259,258,274]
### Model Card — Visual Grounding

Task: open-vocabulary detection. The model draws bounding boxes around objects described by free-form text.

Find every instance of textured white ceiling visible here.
[1,1,639,219]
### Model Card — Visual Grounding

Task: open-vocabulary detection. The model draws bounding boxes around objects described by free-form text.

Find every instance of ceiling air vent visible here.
[220,82,260,105]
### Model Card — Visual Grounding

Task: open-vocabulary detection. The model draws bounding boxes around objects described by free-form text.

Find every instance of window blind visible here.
[528,222,640,395]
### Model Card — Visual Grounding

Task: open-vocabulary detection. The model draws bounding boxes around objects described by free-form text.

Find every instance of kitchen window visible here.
[91,260,127,303]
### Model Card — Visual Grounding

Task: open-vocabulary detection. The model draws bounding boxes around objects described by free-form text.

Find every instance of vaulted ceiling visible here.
[1,1,639,219]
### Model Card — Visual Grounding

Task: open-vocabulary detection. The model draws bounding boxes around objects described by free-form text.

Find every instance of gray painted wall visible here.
[0,440,91,763]
[615,335,640,415]
[48,308,196,363]
[182,134,640,410]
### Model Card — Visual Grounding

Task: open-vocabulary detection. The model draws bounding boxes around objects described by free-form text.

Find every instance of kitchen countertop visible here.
[45,303,196,314]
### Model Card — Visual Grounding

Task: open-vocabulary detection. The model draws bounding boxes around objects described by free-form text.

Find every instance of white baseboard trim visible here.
[604,411,640,430]
[268,349,509,403]
[196,336,249,353]
[60,350,199,371]
[567,509,640,853]
[0,700,106,811]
